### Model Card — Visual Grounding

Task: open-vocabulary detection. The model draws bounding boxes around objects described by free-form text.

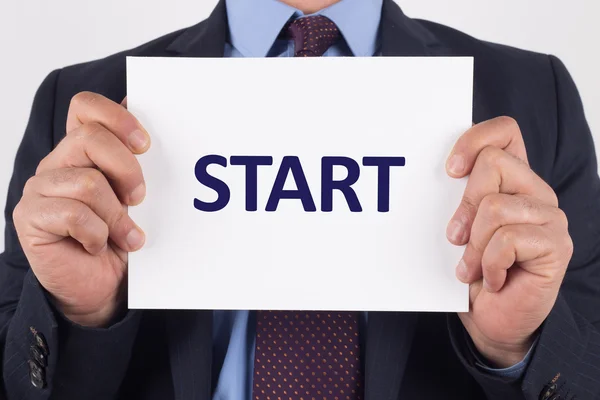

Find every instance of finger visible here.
[480,224,557,292]
[456,194,565,283]
[20,196,109,255]
[446,116,528,178]
[24,168,145,252]
[67,91,150,154]
[121,96,128,108]
[447,146,557,245]
[36,123,145,206]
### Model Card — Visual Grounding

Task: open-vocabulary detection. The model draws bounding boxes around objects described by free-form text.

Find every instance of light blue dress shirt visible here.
[212,1,532,399]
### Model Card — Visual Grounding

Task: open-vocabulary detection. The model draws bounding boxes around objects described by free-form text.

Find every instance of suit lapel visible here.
[162,2,227,399]
[166,311,213,400]
[165,0,228,57]
[365,313,418,400]
[380,0,443,57]
[380,0,490,124]
[364,2,451,400]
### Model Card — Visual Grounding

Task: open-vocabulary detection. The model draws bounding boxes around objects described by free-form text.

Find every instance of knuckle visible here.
[35,156,51,175]
[554,207,569,228]
[512,153,529,168]
[469,236,486,254]
[47,168,76,187]
[66,204,90,227]
[550,192,559,207]
[74,169,106,200]
[563,234,574,259]
[461,195,478,214]
[22,176,39,196]
[536,178,559,207]
[12,202,34,244]
[69,123,109,156]
[496,115,520,131]
[526,232,544,250]
[498,227,514,245]
[481,258,498,275]
[516,196,539,220]
[480,194,504,221]
[109,208,132,234]
[546,186,559,207]
[12,201,27,226]
[70,91,98,109]
[479,145,503,167]
[76,121,105,140]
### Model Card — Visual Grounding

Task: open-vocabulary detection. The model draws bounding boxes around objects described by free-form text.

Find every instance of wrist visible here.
[62,305,123,328]
[52,296,126,329]
[470,334,535,368]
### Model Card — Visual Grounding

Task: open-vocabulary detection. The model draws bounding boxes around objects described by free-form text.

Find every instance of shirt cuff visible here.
[465,331,539,379]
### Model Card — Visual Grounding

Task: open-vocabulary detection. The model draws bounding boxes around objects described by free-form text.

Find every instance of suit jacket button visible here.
[539,383,557,400]
[28,360,45,389]
[33,331,49,356]
[30,345,48,367]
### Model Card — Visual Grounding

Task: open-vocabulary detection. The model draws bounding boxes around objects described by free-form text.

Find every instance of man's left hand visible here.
[446,116,574,368]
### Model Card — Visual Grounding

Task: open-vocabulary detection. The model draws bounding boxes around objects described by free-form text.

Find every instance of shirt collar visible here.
[225,0,383,57]
[319,0,382,57]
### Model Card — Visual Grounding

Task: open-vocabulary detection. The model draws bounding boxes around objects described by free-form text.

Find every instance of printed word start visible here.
[194,155,406,212]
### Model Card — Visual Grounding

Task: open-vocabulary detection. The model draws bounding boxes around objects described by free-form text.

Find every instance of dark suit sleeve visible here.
[1,71,142,400]
[449,56,600,400]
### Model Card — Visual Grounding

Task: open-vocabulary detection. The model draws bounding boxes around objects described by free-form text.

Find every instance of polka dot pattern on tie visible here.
[282,16,342,57]
[252,311,363,400]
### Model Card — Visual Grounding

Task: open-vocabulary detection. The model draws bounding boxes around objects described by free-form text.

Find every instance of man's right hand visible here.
[12,92,150,328]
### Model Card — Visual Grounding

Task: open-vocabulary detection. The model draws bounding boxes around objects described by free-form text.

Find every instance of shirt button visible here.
[28,360,45,389]
[30,345,48,367]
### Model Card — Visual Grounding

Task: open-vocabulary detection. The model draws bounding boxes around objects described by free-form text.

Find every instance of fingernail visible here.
[447,154,465,176]
[128,129,149,152]
[130,183,146,205]
[126,227,145,251]
[456,259,468,282]
[447,220,465,243]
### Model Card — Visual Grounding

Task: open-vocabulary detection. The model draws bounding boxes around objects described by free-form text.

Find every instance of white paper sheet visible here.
[127,56,472,312]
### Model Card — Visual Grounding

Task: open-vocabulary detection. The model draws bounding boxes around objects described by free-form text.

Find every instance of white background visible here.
[0,0,598,253]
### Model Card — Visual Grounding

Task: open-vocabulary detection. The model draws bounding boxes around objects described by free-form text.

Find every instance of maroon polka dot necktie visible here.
[252,18,361,400]
[252,311,363,400]
[282,15,342,57]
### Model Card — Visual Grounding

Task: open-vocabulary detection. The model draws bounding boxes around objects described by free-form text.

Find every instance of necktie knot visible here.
[283,16,341,57]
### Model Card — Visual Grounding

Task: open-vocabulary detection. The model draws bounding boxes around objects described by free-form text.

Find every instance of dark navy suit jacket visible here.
[2,1,600,399]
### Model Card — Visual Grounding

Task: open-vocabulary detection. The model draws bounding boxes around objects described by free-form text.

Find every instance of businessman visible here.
[1,0,599,399]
